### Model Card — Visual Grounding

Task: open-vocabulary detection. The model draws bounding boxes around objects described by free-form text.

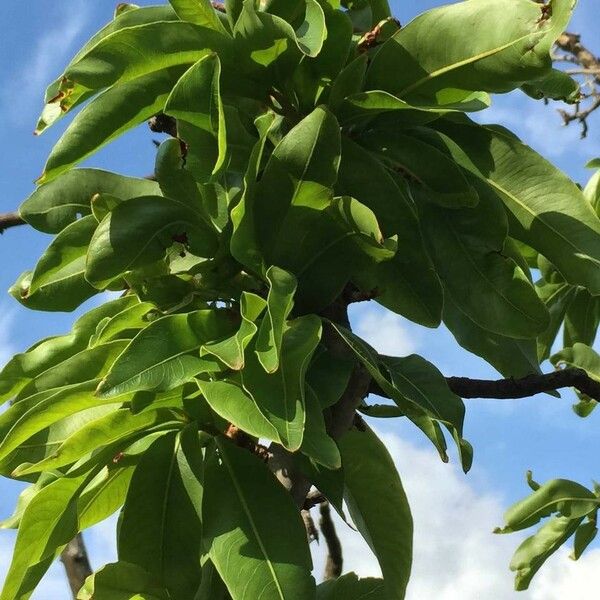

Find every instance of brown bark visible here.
[60,534,92,598]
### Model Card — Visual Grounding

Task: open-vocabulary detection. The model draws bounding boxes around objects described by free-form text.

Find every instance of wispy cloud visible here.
[1,2,91,124]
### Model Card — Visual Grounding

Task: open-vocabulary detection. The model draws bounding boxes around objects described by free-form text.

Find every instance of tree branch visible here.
[0,212,25,234]
[319,502,343,580]
[60,534,92,598]
[446,368,600,401]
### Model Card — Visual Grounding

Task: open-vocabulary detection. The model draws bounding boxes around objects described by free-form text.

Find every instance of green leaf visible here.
[536,281,576,362]
[0,296,137,403]
[444,294,542,378]
[552,343,600,385]
[256,266,297,373]
[89,302,157,347]
[571,519,598,561]
[339,425,413,599]
[12,408,169,476]
[202,292,267,369]
[366,0,574,101]
[418,188,549,339]
[337,137,442,327]
[295,0,327,57]
[20,169,160,234]
[510,517,582,591]
[521,68,580,102]
[78,562,169,600]
[203,439,316,599]
[583,164,600,214]
[97,309,238,397]
[0,473,89,600]
[36,5,180,134]
[361,128,479,209]
[329,54,368,111]
[118,429,204,599]
[62,22,231,94]
[342,0,391,29]
[498,478,599,534]
[169,0,229,34]
[85,196,218,289]
[165,53,227,181]
[434,117,600,296]
[10,216,99,312]
[563,288,599,349]
[39,69,183,184]
[317,572,386,599]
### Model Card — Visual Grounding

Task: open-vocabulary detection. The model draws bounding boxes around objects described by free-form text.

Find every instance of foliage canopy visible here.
[2,0,600,598]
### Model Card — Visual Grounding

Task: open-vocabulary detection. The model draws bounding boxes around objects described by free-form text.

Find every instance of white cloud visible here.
[311,430,600,599]
[352,307,420,357]
[1,2,91,123]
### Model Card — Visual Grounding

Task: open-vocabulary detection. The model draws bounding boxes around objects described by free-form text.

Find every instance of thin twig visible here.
[60,534,92,598]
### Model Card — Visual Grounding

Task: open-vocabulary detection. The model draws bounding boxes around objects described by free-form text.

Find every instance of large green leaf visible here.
[39,69,183,184]
[10,216,99,312]
[89,302,157,348]
[36,5,180,134]
[552,343,600,383]
[0,474,89,600]
[255,266,297,373]
[366,0,575,101]
[339,426,413,599]
[203,439,316,599]
[118,429,204,599]
[418,188,549,339]
[434,117,600,295]
[165,53,227,181]
[78,562,169,600]
[0,297,138,403]
[536,280,576,362]
[20,169,160,234]
[169,0,229,33]
[97,309,238,397]
[563,288,599,349]
[85,196,218,288]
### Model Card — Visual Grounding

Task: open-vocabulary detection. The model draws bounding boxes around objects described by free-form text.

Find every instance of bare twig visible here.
[0,212,25,234]
[319,502,343,580]
[60,534,92,598]
[302,509,319,543]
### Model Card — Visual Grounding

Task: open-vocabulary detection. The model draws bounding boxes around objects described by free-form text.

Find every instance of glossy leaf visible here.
[86,196,218,288]
[97,309,238,397]
[39,69,183,184]
[169,0,229,33]
[366,0,575,100]
[89,302,157,347]
[203,439,316,599]
[339,425,413,599]
[20,169,159,234]
[10,216,99,312]
[165,53,227,181]
[118,430,204,599]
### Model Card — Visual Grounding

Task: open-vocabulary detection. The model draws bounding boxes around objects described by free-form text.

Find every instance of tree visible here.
[1,0,600,598]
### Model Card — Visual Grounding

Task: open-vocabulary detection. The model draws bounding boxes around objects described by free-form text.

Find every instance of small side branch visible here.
[446,368,600,402]
[319,502,343,580]
[0,212,25,234]
[60,534,92,598]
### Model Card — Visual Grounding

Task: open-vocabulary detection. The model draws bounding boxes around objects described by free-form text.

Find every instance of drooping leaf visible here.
[563,288,600,349]
[552,344,600,389]
[97,309,238,397]
[536,280,576,362]
[203,439,316,599]
[571,519,598,561]
[521,68,580,102]
[317,572,386,599]
[118,429,204,599]
[433,117,600,296]
[339,425,413,599]
[10,216,99,312]
[85,196,218,289]
[20,169,159,234]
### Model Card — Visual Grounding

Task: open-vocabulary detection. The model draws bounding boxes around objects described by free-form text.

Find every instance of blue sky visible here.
[0,1,599,598]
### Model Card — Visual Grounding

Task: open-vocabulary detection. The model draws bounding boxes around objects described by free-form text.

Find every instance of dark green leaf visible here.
[317,572,386,599]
